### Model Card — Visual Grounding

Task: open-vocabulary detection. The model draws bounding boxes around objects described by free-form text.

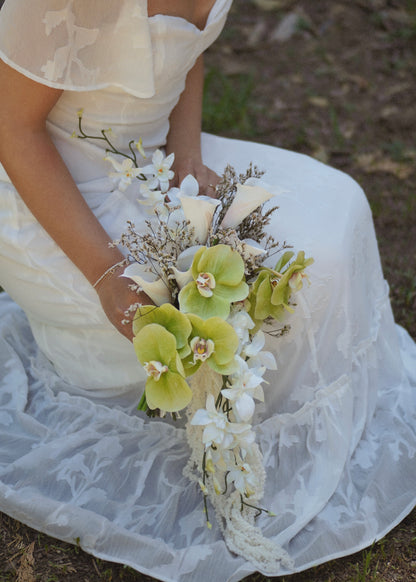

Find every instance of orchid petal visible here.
[235,393,256,422]
[180,174,200,197]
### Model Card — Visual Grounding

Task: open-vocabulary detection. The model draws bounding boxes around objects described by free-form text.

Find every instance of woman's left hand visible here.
[170,157,220,198]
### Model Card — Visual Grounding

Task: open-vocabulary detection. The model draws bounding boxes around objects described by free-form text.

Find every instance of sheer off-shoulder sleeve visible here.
[0,0,155,97]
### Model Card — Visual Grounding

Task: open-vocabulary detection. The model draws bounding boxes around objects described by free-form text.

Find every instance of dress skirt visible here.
[0,133,415,582]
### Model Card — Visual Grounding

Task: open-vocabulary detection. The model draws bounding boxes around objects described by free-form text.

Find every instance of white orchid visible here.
[168,173,199,201]
[191,394,236,449]
[206,447,234,473]
[221,356,265,422]
[228,463,258,497]
[220,179,276,229]
[140,149,175,193]
[230,424,256,458]
[242,330,277,371]
[105,155,143,192]
[138,181,165,213]
[227,307,255,348]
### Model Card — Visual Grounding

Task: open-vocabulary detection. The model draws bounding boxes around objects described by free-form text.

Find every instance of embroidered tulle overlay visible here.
[0,0,157,96]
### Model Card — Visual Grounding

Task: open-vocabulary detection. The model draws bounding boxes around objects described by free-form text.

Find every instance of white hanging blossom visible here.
[140,149,175,193]
[105,155,144,191]
[221,356,266,422]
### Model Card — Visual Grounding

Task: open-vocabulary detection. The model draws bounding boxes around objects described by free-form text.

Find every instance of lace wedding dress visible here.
[0,1,415,581]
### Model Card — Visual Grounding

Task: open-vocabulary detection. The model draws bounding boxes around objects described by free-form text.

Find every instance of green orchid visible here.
[248,251,314,327]
[133,303,192,358]
[133,323,192,412]
[178,245,249,320]
[182,314,239,376]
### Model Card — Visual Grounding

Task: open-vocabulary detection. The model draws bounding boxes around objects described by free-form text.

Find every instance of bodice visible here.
[0,0,232,182]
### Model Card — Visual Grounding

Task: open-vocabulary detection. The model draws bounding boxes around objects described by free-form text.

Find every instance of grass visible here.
[203,67,257,136]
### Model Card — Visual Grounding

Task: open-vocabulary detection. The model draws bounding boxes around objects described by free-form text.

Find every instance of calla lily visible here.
[132,303,192,358]
[133,323,192,412]
[122,263,171,306]
[179,245,249,320]
[182,313,239,376]
[220,179,276,230]
[178,194,221,244]
[241,238,267,259]
[172,246,204,289]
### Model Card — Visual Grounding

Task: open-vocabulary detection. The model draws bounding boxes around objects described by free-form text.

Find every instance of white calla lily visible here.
[178,194,221,244]
[242,238,267,258]
[122,263,171,306]
[172,246,204,289]
[220,180,276,229]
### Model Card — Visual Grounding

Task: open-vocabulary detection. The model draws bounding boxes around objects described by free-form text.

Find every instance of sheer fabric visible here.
[0,0,229,98]
[0,2,415,581]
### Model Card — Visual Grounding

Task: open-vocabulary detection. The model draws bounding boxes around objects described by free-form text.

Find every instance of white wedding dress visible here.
[0,1,415,581]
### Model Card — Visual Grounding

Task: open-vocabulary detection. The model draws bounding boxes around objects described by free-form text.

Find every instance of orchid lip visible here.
[190,337,215,362]
[196,272,216,297]
[143,360,168,381]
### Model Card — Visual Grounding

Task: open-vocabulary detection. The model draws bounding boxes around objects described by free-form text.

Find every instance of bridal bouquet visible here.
[76,113,313,570]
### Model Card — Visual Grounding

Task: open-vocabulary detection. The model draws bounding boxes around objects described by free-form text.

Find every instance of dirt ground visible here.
[1,0,415,580]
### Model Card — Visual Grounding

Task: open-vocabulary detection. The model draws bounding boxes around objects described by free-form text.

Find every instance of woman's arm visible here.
[0,60,150,340]
[165,54,219,196]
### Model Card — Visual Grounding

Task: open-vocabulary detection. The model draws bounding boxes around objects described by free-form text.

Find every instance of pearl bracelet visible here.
[92,259,130,289]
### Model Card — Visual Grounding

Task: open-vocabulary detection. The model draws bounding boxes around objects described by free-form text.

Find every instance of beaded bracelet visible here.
[92,258,130,289]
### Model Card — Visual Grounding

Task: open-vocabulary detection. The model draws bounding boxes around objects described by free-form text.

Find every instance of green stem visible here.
[77,114,141,169]
[240,495,271,518]
[137,392,148,411]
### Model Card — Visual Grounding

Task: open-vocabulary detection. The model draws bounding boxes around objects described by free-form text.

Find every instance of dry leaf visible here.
[339,121,356,140]
[270,12,302,42]
[308,96,329,108]
[380,105,400,119]
[356,152,414,180]
[247,19,267,47]
[16,542,35,582]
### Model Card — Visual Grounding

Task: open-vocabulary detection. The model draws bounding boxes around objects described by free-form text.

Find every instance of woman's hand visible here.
[170,157,220,198]
[95,265,154,342]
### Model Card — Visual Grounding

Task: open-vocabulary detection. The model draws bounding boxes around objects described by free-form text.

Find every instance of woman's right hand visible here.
[95,265,154,342]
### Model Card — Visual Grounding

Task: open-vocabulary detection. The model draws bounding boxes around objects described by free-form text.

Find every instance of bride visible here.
[0,1,415,581]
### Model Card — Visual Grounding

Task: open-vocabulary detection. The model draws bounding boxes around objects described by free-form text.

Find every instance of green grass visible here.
[203,67,256,135]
